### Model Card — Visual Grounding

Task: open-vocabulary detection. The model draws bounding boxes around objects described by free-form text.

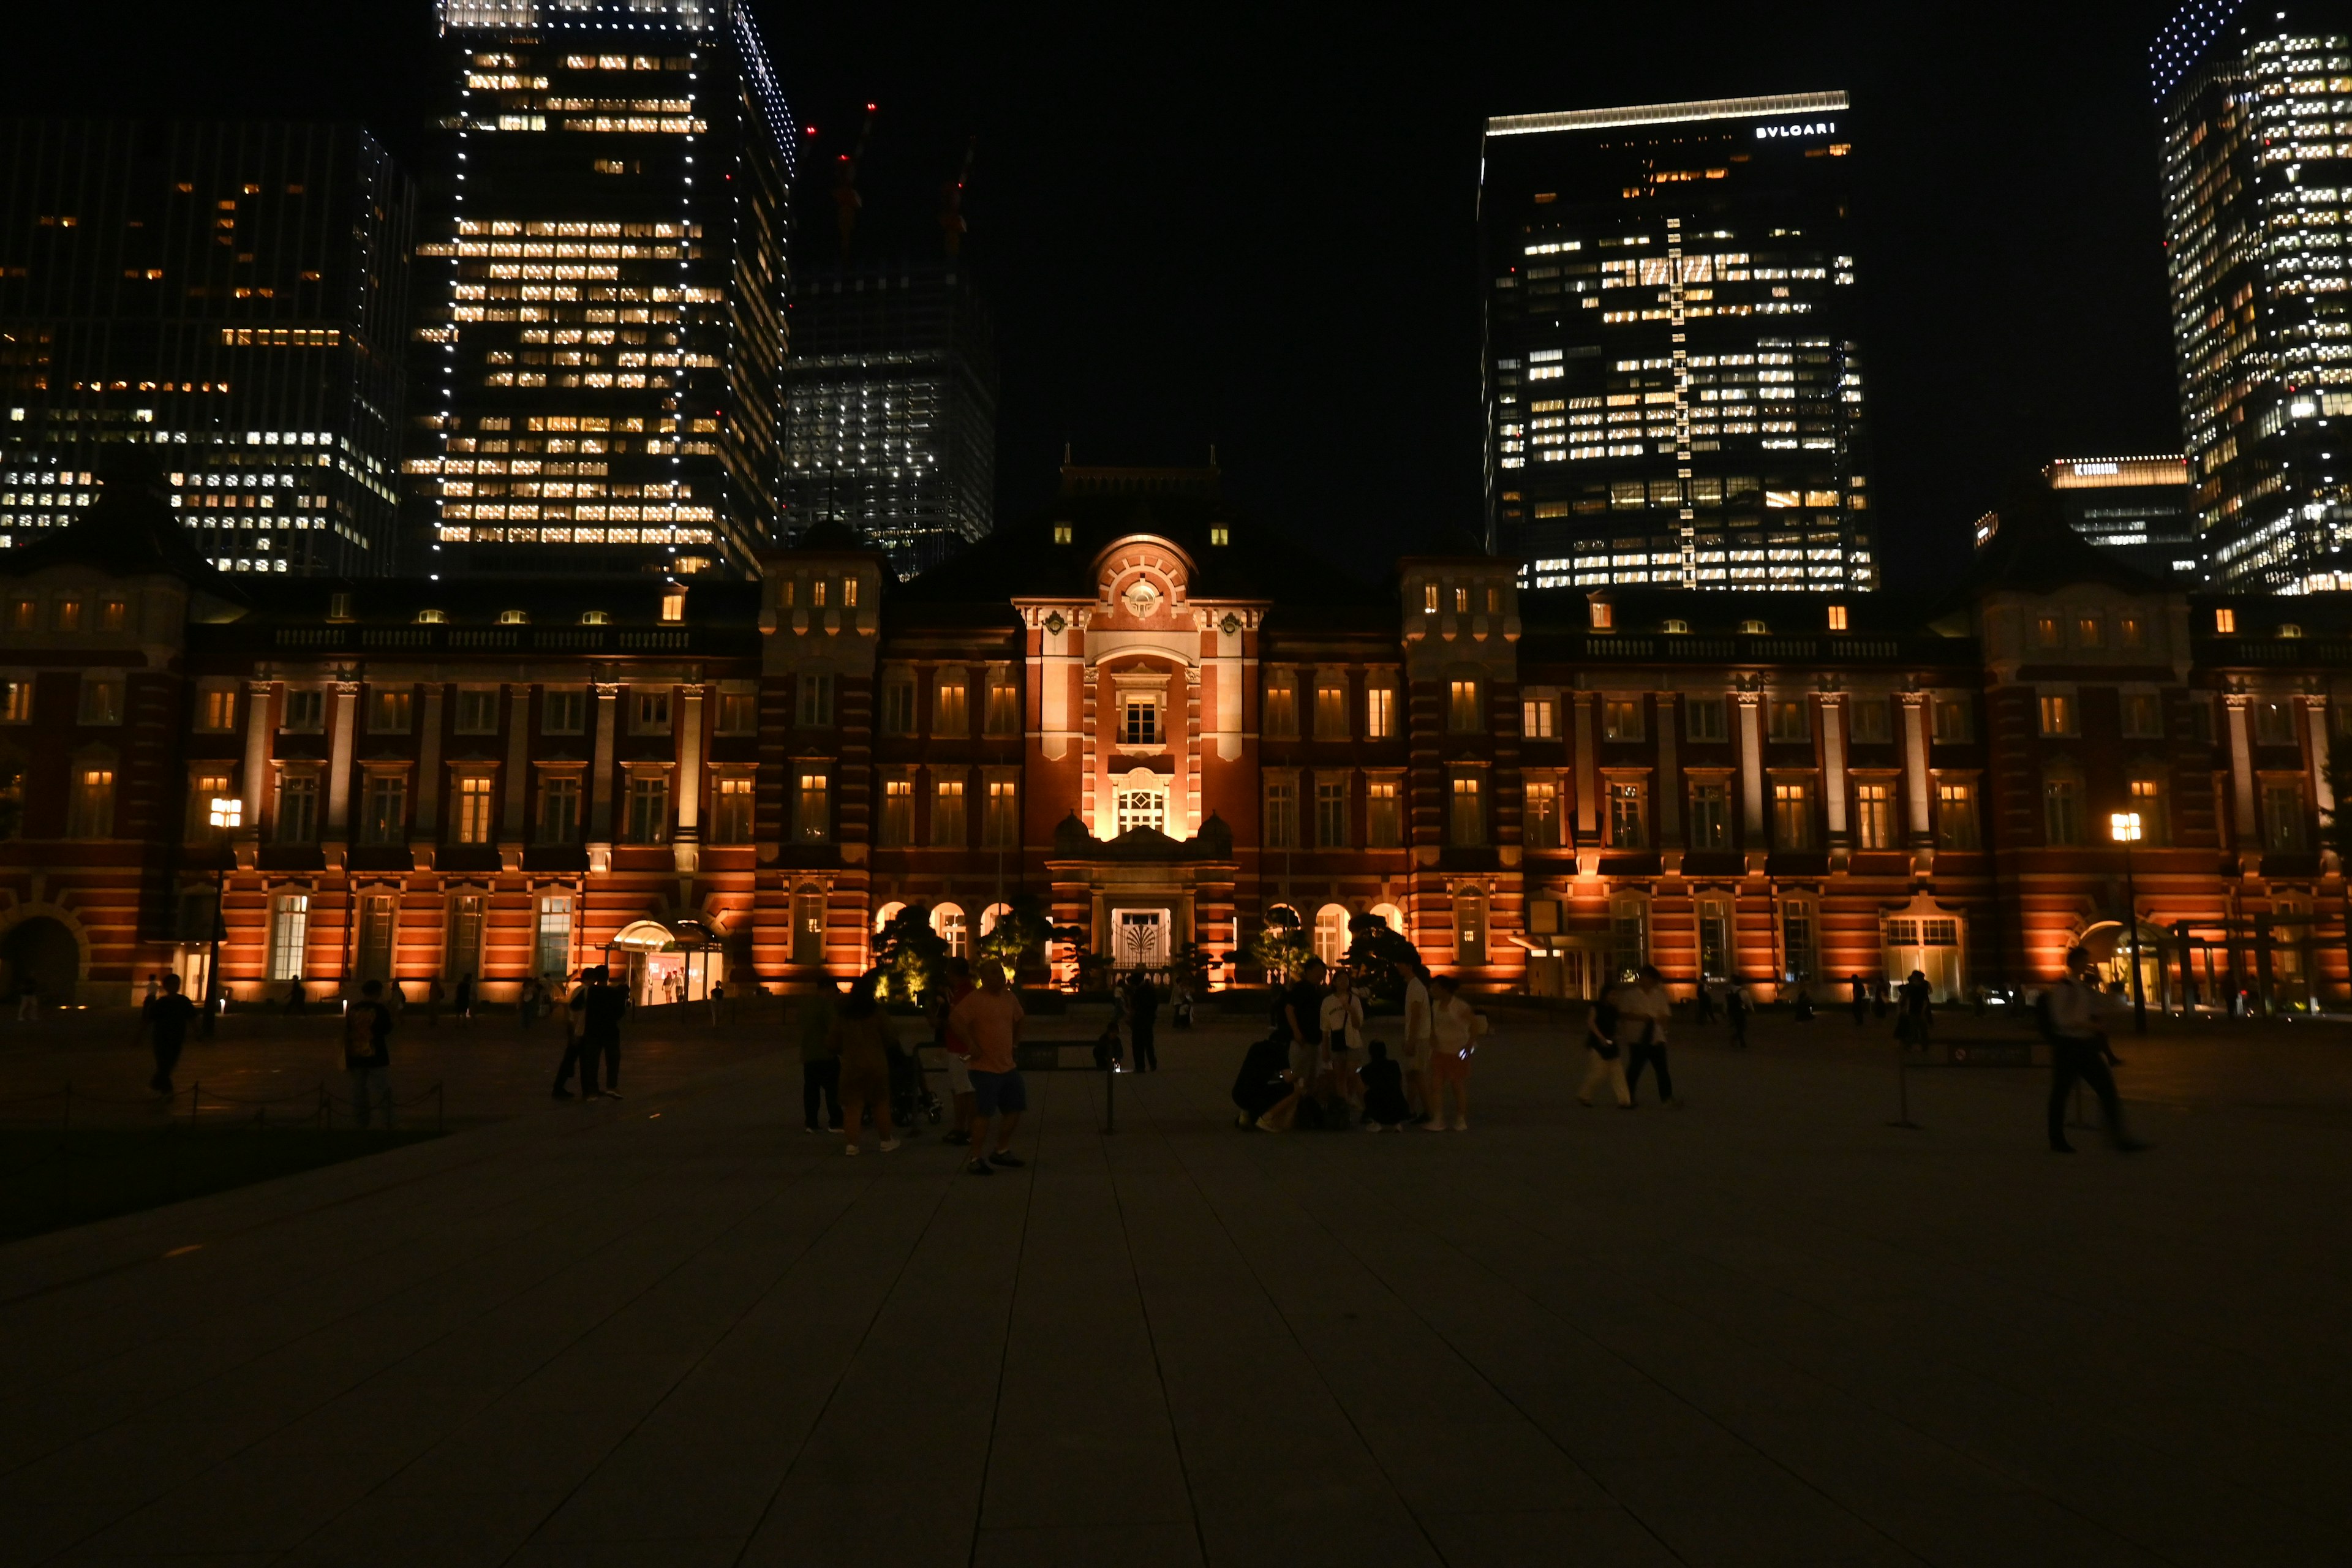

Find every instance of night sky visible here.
[18,0,2184,593]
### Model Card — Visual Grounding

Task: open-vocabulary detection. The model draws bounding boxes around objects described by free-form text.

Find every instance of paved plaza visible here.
[1,1003,2348,1566]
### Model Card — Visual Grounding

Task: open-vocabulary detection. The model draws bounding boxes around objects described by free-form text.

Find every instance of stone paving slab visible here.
[2,1010,2349,1566]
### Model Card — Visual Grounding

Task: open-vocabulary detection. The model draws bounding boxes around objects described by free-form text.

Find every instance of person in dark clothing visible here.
[577,967,627,1098]
[1896,970,1934,1050]
[1726,984,1751,1047]
[552,971,589,1098]
[1231,1035,1294,1128]
[1359,1039,1411,1131]
[1280,959,1328,1090]
[1126,970,1160,1072]
[143,974,198,1095]
[344,979,396,1128]
[1850,974,1868,1027]
[285,978,306,1014]
[454,973,475,1022]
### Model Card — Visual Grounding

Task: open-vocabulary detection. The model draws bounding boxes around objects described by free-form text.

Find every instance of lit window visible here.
[1934,782,1979,850]
[1605,781,1643,848]
[1366,685,1395,739]
[797,770,831,842]
[368,688,413,733]
[200,688,236,730]
[1123,695,1160,746]
[662,590,685,622]
[2038,694,2076,736]
[1453,774,1487,845]
[458,775,496,844]
[933,671,969,736]
[1448,679,1481,732]
[624,772,669,843]
[1826,603,1849,631]
[1053,524,1072,545]
[1210,526,1230,546]
[1522,696,1555,739]
[1853,783,1893,849]
[1525,779,1561,848]
[1367,778,1401,847]
[709,775,754,844]
[67,763,116,837]
[982,777,1019,847]
[2214,606,2236,635]
[1590,600,1613,630]
[1602,697,1643,741]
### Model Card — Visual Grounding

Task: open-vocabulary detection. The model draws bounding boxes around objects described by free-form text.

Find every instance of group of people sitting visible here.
[1231,956,1488,1132]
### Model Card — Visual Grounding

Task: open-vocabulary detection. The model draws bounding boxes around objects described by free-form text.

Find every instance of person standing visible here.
[1618,965,1676,1107]
[797,976,843,1132]
[576,966,627,1099]
[830,974,899,1155]
[2044,947,2149,1154]
[552,971,589,1099]
[1726,982,1751,1049]
[454,973,475,1024]
[1281,957,1329,1095]
[1317,967,1365,1110]
[143,973,198,1096]
[518,975,540,1030]
[1127,968,1161,1072]
[1850,973,1868,1027]
[285,977,306,1015]
[1897,969,1933,1052]
[1400,959,1434,1123]
[948,962,1028,1174]
[344,978,396,1129]
[1171,976,1195,1029]
[142,973,160,1007]
[1577,984,1630,1109]
[938,958,977,1145]
[1423,974,1485,1131]
[1359,1040,1411,1130]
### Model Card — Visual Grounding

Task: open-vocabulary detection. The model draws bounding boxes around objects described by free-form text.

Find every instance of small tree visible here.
[1169,940,1218,993]
[1251,906,1311,986]
[976,893,1052,986]
[1343,913,1421,1008]
[875,903,948,1005]
[1049,920,1107,993]
[2319,734,2352,1009]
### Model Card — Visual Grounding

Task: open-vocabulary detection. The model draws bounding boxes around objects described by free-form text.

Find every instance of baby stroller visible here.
[888,1039,944,1129]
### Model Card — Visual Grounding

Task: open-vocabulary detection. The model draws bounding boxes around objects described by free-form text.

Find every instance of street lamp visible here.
[2109,810,2148,1035]
[204,796,241,1036]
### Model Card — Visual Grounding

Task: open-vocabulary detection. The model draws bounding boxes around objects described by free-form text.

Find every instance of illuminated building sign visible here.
[1754,121,1837,140]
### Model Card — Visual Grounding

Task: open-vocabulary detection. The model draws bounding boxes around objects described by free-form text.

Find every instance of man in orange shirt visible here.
[947,963,1027,1175]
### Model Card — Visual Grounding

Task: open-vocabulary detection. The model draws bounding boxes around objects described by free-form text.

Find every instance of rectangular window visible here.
[933,671,969,736]
[1264,673,1298,739]
[1315,778,1348,847]
[1934,781,1979,850]
[268,894,309,981]
[881,679,916,736]
[2264,785,2306,851]
[1849,698,1890,744]
[1697,897,1733,982]
[624,772,669,843]
[100,598,127,633]
[1367,778,1401,847]
[632,690,672,734]
[1686,696,1728,742]
[535,895,573,980]
[983,777,1019,848]
[1525,779,1560,848]
[455,775,496,844]
[984,673,1019,736]
[1366,685,1395,739]
[67,763,115,837]
[276,774,318,844]
[797,770,831,842]
[1453,774,1487,845]
[455,688,499,734]
[1314,679,1350,740]
[1689,783,1728,850]
[2254,699,2295,747]
[282,688,325,732]
[2077,616,2103,649]
[542,688,585,734]
[535,775,578,844]
[2035,615,2061,648]
[199,687,236,731]
[2187,697,2214,745]
[1771,780,1812,849]
[187,769,233,840]
[2038,694,2076,737]
[1448,679,1482,733]
[445,894,486,980]
[2120,615,2146,649]
[52,595,81,632]
[1854,782,1894,849]
[1522,696,1555,739]
[1265,777,1298,848]
[2043,778,2082,845]
[1768,698,1809,742]
[1782,899,1818,985]
[368,688,413,733]
[79,676,124,726]
[709,775,753,844]
[715,689,757,734]
[932,774,967,847]
[2121,693,2163,738]
[361,772,407,845]
[2130,777,2166,845]
[1603,697,1643,742]
[797,673,834,728]
[1611,898,1648,976]
[1932,699,1972,743]
[879,778,914,846]
[1114,782,1165,835]
[1122,695,1160,746]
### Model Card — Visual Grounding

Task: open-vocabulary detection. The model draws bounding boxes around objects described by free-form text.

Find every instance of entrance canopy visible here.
[607,913,723,954]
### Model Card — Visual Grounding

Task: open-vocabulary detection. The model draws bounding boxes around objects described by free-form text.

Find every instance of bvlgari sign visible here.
[1755,120,1836,141]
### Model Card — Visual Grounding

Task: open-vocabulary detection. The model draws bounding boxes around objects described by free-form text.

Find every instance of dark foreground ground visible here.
[1,1003,2348,1566]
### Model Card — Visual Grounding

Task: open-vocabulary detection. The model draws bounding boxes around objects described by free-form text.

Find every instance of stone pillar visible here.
[239,680,273,829]
[675,684,705,876]
[2225,692,2258,846]
[589,682,620,870]
[1736,690,1765,846]
[1822,692,1849,863]
[325,680,360,839]
[1655,692,1681,850]
[412,685,443,870]
[2309,695,2335,872]
[1900,692,1932,843]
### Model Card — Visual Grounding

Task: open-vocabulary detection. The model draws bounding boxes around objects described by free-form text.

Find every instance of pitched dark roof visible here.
[1,466,234,592]
[1958,482,2163,597]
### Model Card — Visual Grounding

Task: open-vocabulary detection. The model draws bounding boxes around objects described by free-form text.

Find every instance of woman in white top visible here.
[1318,968,1368,1109]
[1425,974,1488,1131]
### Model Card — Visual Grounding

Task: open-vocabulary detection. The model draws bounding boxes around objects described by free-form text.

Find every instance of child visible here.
[1359,1039,1411,1131]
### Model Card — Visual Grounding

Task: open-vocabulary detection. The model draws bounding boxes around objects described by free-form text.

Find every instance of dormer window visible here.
[2215,606,2237,634]
[2279,623,2304,639]
[1053,524,1073,545]
[498,609,528,625]
[415,608,445,624]
[581,609,609,626]
[660,590,685,622]
[1662,619,1689,635]
[1589,601,1614,630]
[1210,526,1230,546]
[327,592,353,620]
[1738,619,1767,635]
[1826,603,1849,632]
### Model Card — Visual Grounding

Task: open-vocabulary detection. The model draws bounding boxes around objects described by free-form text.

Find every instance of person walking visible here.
[1850,973,1868,1027]
[1618,965,1677,1107]
[1694,982,1717,1026]
[552,971,589,1099]
[830,974,899,1155]
[1126,968,1161,1072]
[576,966,627,1099]
[949,962,1028,1174]
[143,973,198,1096]
[518,975,540,1030]
[797,976,843,1132]
[1171,976,1195,1029]
[1897,969,1933,1052]
[344,978,396,1129]
[1400,959,1434,1123]
[1576,984,1630,1109]
[142,973,160,1007]
[1423,973,1486,1131]
[1318,967,1366,1110]
[937,958,977,1145]
[1726,982,1751,1049]
[2044,947,2150,1155]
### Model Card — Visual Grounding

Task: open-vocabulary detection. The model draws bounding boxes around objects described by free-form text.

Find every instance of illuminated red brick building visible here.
[0,465,2343,1014]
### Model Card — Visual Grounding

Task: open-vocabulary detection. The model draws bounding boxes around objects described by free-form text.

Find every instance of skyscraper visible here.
[1479,93,1874,592]
[782,261,997,579]
[406,0,794,580]
[0,119,412,576]
[2044,455,2203,584]
[2154,2,2352,593]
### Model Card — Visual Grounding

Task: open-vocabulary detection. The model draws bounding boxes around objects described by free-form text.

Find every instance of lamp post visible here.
[2109,810,2147,1034]
[204,796,241,1037]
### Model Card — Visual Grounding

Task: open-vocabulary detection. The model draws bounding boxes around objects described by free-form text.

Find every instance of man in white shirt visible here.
[1615,966,1677,1107]
[2045,947,2147,1153]
[1400,960,1434,1123]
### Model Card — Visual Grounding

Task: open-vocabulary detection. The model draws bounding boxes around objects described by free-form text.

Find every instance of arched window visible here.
[932,902,967,959]
[1368,902,1403,935]
[978,902,1012,935]
[1314,903,1351,966]
[872,900,906,936]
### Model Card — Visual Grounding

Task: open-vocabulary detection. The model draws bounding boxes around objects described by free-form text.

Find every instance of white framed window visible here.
[268,892,309,981]
[454,688,500,734]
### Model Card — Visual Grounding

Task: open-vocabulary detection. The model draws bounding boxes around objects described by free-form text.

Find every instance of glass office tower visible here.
[0,119,412,576]
[2155,2,2352,592]
[1480,92,1873,590]
[2044,455,2203,584]
[782,262,997,579]
[409,0,793,579]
